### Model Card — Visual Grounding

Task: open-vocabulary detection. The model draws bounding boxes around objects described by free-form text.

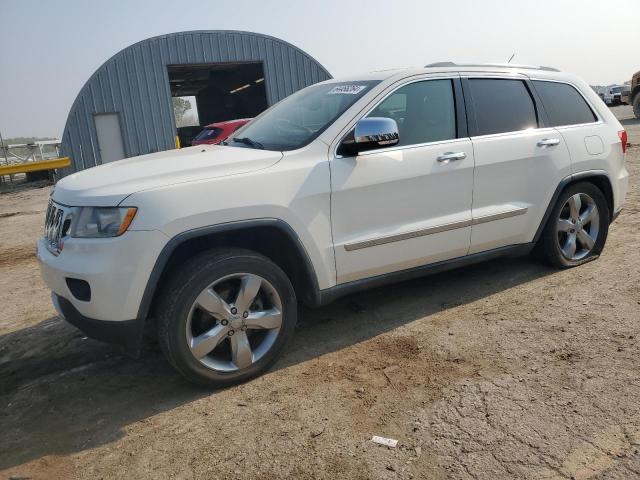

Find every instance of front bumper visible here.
[53,293,145,355]
[37,229,169,322]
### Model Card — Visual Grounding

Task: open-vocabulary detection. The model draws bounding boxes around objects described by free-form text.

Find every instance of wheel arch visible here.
[137,219,321,321]
[534,170,614,243]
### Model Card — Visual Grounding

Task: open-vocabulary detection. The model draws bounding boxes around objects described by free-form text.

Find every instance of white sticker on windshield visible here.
[328,85,367,95]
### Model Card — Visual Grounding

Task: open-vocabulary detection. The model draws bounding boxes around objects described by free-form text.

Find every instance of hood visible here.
[52,145,282,206]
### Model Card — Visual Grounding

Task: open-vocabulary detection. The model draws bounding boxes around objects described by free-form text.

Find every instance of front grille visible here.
[44,200,71,254]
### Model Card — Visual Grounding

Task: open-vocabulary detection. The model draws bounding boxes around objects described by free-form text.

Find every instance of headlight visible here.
[70,207,137,238]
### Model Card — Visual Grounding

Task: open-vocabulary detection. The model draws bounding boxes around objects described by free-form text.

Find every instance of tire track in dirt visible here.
[0,245,36,268]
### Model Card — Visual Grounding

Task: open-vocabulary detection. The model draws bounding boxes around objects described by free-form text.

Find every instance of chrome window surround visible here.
[527,77,603,128]
[331,72,605,158]
[462,75,544,138]
[462,75,602,139]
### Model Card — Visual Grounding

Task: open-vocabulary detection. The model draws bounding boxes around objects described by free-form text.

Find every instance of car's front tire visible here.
[156,248,297,387]
[537,182,610,268]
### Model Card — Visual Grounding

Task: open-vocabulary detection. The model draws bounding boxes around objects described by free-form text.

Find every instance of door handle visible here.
[537,138,560,147]
[437,152,467,163]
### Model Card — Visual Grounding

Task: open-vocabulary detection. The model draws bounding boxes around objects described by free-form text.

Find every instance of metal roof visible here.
[60,31,331,173]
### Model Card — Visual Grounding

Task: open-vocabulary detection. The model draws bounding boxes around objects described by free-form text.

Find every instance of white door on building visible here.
[94,113,125,164]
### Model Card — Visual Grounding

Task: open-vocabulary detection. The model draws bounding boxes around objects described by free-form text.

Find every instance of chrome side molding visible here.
[344,207,528,251]
[471,207,528,225]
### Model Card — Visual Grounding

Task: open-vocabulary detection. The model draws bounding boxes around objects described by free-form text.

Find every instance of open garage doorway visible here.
[167,62,268,146]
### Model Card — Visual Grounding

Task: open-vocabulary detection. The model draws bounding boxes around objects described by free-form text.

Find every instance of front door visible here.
[330,77,474,284]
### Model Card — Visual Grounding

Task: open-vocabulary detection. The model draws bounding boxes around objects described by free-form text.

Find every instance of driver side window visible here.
[368,79,456,147]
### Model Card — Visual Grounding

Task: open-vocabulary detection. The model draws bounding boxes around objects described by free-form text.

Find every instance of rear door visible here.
[463,75,572,253]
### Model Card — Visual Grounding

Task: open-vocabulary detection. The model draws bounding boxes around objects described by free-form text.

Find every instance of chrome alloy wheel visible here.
[557,193,600,261]
[186,273,283,372]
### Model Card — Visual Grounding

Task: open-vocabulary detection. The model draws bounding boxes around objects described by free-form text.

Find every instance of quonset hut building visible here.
[60,30,332,174]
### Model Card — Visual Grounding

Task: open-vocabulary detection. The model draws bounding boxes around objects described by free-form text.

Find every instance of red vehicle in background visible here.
[191,118,252,146]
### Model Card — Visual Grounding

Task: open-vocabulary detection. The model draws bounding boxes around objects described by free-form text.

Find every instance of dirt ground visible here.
[1,139,639,479]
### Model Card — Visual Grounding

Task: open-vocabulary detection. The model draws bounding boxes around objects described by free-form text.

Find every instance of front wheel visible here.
[633,94,640,120]
[156,248,297,387]
[537,182,610,268]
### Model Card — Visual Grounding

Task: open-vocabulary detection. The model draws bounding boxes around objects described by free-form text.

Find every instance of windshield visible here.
[193,127,223,141]
[227,80,380,151]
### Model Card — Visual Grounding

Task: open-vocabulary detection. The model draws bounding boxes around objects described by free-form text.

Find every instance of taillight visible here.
[619,130,627,154]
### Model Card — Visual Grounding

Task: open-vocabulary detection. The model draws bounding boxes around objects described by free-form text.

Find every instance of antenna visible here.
[507,53,516,64]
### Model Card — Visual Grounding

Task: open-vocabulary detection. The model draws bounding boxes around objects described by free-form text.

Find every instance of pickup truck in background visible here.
[614,85,631,105]
[601,84,631,106]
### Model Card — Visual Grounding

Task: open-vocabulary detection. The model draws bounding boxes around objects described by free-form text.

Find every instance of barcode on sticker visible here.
[328,85,367,95]
[371,436,398,447]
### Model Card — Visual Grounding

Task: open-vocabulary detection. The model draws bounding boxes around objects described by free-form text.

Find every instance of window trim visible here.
[462,76,544,138]
[529,78,601,128]
[333,76,467,158]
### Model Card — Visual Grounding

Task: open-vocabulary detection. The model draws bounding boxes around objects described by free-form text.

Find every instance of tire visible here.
[536,182,609,268]
[633,94,640,120]
[156,248,297,387]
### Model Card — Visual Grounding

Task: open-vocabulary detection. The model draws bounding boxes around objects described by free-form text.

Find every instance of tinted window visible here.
[469,79,538,136]
[533,81,597,127]
[368,79,456,146]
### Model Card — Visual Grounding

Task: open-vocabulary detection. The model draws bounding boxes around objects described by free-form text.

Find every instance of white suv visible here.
[38,63,629,386]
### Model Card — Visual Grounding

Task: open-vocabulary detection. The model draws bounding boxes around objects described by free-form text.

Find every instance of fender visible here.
[136,218,321,320]
[533,169,613,243]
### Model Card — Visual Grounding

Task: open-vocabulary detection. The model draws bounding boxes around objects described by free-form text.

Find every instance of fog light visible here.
[66,278,91,302]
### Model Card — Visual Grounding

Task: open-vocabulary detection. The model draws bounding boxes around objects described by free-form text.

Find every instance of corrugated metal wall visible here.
[60,30,332,174]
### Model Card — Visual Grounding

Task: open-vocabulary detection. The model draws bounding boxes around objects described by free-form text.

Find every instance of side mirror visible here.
[339,117,399,156]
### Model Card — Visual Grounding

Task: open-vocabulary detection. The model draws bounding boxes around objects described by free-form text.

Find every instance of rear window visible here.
[194,127,223,141]
[533,81,597,127]
[468,79,538,136]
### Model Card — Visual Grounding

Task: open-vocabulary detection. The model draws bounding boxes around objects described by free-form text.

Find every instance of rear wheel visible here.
[537,182,609,268]
[157,248,297,387]
[633,93,640,119]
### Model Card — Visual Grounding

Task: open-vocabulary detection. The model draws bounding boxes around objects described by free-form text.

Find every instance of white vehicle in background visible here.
[601,84,630,105]
[38,62,629,387]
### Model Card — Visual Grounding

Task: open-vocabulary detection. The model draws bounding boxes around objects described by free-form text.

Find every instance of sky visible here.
[0,0,638,139]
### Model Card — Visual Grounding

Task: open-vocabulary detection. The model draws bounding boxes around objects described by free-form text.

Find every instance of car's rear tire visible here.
[537,182,609,268]
[156,248,297,387]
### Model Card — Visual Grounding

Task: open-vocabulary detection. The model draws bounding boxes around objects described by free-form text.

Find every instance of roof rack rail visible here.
[424,62,559,72]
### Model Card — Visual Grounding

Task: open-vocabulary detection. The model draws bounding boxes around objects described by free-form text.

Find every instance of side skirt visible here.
[317,243,534,306]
